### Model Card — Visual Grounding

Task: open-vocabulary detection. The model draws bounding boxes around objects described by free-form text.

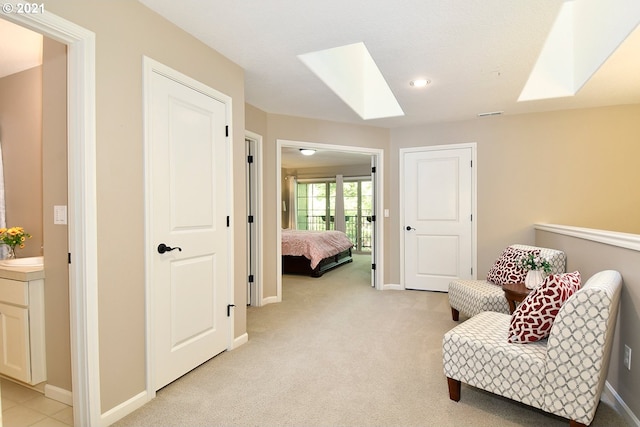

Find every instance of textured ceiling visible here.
[140,0,640,129]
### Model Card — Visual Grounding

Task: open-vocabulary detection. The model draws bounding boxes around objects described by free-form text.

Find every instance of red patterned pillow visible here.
[508,271,582,343]
[486,246,540,285]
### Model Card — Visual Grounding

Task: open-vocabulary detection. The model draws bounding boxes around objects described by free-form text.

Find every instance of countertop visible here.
[0,265,45,281]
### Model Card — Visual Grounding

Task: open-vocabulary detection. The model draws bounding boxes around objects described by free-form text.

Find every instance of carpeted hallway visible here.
[114,254,628,426]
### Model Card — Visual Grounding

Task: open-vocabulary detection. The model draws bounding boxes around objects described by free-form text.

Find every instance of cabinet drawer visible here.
[0,278,29,307]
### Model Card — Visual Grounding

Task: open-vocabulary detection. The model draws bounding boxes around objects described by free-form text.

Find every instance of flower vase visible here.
[6,246,16,259]
[525,269,544,289]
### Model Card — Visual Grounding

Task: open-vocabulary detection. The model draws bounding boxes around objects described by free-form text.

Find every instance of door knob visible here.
[157,243,182,254]
[406,226,416,231]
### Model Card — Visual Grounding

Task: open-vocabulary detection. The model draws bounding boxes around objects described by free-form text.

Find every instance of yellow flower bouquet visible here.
[0,226,32,258]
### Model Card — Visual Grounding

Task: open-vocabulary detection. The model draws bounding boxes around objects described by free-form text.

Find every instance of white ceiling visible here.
[2,3,639,169]
[139,0,640,129]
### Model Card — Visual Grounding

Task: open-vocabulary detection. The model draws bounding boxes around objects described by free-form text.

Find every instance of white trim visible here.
[603,381,640,427]
[262,296,279,306]
[276,139,384,296]
[44,384,73,406]
[382,283,403,290]
[142,56,235,405]
[230,332,249,350]
[245,131,264,307]
[3,10,100,427]
[100,391,148,427]
[535,223,640,252]
[398,143,478,289]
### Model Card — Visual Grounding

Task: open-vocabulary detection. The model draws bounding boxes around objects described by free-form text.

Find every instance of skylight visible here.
[519,0,640,101]
[298,42,404,120]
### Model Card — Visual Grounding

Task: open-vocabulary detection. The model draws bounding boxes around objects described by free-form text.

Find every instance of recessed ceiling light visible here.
[299,149,316,156]
[410,79,430,88]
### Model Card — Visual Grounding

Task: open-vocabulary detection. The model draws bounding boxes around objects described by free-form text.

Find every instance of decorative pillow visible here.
[508,271,582,343]
[486,246,540,285]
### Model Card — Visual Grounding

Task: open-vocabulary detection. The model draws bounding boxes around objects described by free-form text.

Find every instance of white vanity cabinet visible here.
[0,271,46,385]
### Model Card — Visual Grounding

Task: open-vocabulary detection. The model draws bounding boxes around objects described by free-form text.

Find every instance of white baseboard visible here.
[230,332,248,350]
[44,384,73,406]
[100,390,149,427]
[603,381,640,427]
[262,296,279,305]
[383,283,403,290]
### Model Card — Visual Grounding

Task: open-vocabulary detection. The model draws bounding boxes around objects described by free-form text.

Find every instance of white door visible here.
[402,147,474,291]
[149,68,230,389]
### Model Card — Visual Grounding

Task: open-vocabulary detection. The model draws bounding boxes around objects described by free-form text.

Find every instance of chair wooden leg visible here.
[451,307,460,321]
[569,420,587,427]
[447,377,461,401]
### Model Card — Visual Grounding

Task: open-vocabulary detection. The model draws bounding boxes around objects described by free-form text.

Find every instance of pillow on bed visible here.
[507,271,581,343]
[486,246,540,285]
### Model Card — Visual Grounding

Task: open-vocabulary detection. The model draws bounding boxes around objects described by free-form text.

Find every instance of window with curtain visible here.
[296,178,372,252]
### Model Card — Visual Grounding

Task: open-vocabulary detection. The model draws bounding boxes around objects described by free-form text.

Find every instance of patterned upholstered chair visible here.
[448,244,566,320]
[442,270,622,427]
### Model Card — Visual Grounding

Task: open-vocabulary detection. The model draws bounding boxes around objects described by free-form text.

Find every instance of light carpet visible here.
[114,254,628,426]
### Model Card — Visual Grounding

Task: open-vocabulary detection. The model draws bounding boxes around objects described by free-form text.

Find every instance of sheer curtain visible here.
[286,175,297,229]
[0,141,7,259]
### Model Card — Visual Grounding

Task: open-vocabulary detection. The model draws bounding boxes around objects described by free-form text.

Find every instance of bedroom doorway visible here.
[276,139,384,299]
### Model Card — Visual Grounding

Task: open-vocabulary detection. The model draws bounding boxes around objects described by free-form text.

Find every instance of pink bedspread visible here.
[282,229,353,269]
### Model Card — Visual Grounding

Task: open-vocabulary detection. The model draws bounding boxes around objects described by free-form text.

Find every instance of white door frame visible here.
[276,139,384,299]
[245,131,264,306]
[142,56,235,397]
[399,143,478,289]
[4,11,100,427]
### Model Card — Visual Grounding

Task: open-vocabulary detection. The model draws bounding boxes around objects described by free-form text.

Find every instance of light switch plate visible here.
[54,205,67,225]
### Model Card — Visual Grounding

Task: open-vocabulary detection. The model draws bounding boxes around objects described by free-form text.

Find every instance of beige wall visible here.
[44,0,246,413]
[390,104,640,281]
[42,37,72,392]
[0,66,43,257]
[536,228,640,419]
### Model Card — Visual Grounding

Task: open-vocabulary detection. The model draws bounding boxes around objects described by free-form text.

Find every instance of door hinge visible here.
[248,274,254,283]
[227,216,230,227]
[247,155,254,164]
[371,166,376,173]
[227,304,235,317]
[471,267,473,275]
[470,214,473,221]
[225,125,229,137]
[371,263,376,270]
[470,160,473,167]
[248,215,254,223]
[68,253,71,264]
[371,215,376,222]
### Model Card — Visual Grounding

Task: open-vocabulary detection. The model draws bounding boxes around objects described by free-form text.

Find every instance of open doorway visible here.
[3,11,100,426]
[276,139,383,300]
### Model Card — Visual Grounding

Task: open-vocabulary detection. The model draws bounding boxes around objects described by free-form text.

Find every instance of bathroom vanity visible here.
[0,260,46,385]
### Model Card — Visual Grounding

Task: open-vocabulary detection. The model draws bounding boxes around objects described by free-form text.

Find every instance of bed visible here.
[282,229,354,277]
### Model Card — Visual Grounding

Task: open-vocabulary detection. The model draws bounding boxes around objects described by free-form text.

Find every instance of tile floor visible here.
[0,379,73,427]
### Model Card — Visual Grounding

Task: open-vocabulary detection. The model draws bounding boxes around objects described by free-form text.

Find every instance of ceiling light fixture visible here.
[299,148,316,156]
[410,79,430,88]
